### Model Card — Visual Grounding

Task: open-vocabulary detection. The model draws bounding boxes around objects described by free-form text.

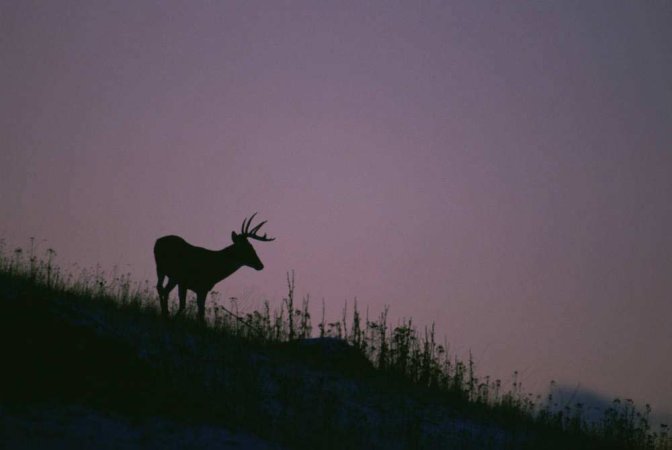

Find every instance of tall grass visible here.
[0,238,669,449]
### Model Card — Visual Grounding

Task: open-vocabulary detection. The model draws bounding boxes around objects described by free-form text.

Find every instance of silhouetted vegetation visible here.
[1,238,669,449]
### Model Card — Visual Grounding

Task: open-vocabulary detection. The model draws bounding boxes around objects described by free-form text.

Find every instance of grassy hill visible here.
[0,245,668,449]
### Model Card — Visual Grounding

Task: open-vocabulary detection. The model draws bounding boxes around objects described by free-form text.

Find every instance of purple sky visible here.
[2,1,671,422]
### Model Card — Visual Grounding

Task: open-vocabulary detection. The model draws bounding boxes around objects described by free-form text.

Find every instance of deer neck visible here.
[214,244,246,280]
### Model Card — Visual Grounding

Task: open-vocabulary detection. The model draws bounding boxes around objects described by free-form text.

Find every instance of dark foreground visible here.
[0,271,658,449]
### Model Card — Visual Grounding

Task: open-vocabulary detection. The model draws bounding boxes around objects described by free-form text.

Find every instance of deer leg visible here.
[177,284,187,316]
[156,273,165,295]
[196,291,207,322]
[160,279,177,316]
[156,271,166,312]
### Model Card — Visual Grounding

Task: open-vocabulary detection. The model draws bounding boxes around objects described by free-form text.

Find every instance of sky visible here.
[2,0,671,423]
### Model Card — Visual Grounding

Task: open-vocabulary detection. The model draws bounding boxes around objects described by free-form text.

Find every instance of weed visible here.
[0,239,669,449]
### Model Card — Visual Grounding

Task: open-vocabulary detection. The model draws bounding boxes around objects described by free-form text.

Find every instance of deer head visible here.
[230,213,275,271]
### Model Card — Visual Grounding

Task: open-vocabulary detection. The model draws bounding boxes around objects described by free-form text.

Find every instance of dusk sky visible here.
[2,1,671,422]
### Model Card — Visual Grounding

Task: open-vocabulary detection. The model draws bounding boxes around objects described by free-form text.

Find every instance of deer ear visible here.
[231,231,239,243]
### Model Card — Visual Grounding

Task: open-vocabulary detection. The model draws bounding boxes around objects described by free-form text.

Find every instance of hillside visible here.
[0,265,664,449]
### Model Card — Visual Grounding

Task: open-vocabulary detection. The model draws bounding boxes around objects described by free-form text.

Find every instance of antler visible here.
[240,213,275,241]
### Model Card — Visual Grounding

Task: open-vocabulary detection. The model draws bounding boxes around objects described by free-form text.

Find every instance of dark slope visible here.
[0,272,642,450]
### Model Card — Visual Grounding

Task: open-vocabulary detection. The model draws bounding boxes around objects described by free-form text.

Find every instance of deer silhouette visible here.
[154,213,275,321]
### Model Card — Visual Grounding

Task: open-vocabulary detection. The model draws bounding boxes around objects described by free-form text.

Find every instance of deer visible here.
[154,213,275,321]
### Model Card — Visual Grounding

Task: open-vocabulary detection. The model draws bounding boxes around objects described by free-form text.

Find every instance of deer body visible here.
[154,214,274,320]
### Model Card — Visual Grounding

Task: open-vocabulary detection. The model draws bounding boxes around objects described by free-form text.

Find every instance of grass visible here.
[0,238,670,449]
